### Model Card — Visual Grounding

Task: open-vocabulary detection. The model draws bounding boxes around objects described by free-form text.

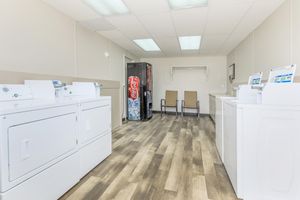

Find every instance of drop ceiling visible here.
[42,0,285,58]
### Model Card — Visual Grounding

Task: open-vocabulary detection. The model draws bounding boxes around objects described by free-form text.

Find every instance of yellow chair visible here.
[161,90,178,117]
[181,91,200,117]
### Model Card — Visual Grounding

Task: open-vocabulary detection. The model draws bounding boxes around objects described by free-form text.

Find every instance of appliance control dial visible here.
[2,87,9,92]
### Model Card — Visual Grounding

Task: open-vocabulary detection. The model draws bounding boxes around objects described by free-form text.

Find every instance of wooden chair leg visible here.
[161,106,163,117]
[181,107,184,117]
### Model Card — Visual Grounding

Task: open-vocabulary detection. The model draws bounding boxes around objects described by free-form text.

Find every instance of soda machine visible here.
[127,62,153,121]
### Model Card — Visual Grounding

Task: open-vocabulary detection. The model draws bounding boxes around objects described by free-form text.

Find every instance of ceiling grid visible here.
[41,0,285,57]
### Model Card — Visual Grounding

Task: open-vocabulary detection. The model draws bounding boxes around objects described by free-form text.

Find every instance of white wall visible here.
[0,0,76,76]
[141,56,227,114]
[0,0,138,128]
[0,0,137,80]
[227,0,299,91]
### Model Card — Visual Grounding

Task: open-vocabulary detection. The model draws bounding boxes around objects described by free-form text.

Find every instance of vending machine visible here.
[127,62,153,121]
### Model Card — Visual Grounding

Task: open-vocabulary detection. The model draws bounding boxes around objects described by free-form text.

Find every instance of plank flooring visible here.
[60,114,238,200]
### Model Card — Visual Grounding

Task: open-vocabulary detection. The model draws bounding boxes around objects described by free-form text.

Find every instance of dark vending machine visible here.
[127,62,153,121]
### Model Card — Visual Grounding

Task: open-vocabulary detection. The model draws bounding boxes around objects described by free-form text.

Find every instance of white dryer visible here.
[0,84,79,200]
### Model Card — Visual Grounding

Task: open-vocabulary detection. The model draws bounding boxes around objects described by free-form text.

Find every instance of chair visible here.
[161,90,178,117]
[181,91,200,118]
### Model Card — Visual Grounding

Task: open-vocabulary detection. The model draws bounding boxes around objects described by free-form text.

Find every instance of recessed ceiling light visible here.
[133,39,161,52]
[168,0,208,9]
[179,36,202,50]
[83,0,129,16]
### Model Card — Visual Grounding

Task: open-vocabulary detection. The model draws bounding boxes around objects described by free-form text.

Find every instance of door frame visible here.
[122,55,134,120]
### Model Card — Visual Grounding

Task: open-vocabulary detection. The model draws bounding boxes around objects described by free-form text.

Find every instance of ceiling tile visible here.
[219,0,285,54]
[42,0,99,21]
[105,15,150,39]
[200,49,221,55]
[41,0,285,58]
[154,37,181,55]
[123,0,170,15]
[138,13,176,37]
[112,38,144,53]
[205,2,253,35]
[201,35,228,50]
[209,0,255,7]
[172,7,208,35]
[181,51,201,56]
[79,18,115,31]
[97,30,127,40]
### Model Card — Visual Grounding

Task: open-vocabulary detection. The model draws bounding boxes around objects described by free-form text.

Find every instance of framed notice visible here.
[228,63,235,83]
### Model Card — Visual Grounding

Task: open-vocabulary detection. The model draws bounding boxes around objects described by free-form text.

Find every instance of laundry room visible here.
[0,0,300,200]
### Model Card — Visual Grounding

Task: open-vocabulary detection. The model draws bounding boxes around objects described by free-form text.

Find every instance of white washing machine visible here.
[223,69,300,200]
[238,103,300,200]
[215,95,236,162]
[223,99,241,197]
[0,84,79,200]
[223,84,262,199]
[52,81,112,179]
[239,83,300,200]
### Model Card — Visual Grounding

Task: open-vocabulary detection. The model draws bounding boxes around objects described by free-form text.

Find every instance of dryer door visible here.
[80,100,111,145]
[8,112,77,182]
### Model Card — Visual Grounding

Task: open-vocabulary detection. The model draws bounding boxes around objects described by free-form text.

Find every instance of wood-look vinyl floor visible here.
[60,114,238,200]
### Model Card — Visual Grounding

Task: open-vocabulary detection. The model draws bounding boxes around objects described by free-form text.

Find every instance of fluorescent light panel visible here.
[83,0,129,16]
[134,39,161,52]
[168,0,208,9]
[179,36,202,50]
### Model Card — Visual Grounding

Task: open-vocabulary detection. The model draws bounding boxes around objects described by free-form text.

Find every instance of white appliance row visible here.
[0,81,112,200]
[215,96,235,161]
[209,93,228,123]
[216,65,300,200]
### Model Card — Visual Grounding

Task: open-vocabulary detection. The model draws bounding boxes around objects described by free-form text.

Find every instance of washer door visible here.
[243,107,300,200]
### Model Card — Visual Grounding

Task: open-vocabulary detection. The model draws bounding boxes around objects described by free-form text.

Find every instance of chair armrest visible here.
[161,99,166,106]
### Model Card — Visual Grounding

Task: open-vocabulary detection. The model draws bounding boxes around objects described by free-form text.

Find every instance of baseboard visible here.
[122,117,153,122]
[152,110,209,117]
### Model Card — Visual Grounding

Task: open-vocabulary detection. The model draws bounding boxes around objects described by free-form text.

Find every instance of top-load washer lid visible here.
[24,80,56,100]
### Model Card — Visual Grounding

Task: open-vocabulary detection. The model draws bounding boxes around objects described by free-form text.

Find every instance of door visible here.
[80,100,111,145]
[1,104,78,191]
[8,114,77,181]
[243,107,300,200]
